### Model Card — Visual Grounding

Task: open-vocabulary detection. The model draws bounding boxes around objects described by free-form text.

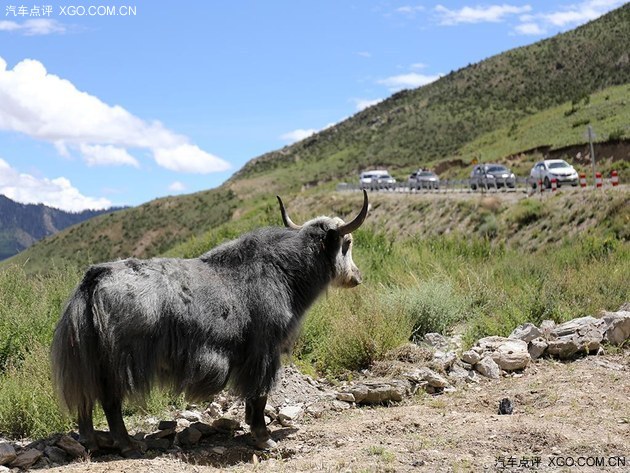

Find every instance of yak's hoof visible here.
[255,438,277,450]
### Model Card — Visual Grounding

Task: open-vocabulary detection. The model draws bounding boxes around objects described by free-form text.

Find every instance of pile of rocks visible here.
[0,434,86,470]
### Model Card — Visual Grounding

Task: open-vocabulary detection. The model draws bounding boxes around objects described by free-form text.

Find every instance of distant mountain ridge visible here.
[0,195,120,260]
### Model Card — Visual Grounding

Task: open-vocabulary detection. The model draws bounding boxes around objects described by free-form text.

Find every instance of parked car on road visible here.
[529,159,579,189]
[359,170,396,190]
[470,164,516,190]
[408,170,440,189]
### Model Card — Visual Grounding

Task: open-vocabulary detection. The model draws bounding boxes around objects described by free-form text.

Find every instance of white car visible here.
[530,159,579,189]
[359,170,396,189]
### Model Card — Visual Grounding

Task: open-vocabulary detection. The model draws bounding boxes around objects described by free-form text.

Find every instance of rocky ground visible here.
[1,310,629,472]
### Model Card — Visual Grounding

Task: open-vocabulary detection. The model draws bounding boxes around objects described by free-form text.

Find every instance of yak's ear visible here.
[324,228,341,253]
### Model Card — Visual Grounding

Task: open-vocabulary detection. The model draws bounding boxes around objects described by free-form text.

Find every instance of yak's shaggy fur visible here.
[51,192,367,455]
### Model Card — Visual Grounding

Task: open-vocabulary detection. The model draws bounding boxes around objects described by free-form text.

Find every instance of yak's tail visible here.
[51,266,108,415]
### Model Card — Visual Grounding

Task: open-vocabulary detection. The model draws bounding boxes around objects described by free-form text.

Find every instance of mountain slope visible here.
[0,195,118,261]
[3,4,629,273]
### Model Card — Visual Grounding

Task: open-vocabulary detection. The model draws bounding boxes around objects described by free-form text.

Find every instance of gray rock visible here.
[56,435,86,459]
[44,446,68,464]
[547,317,604,359]
[331,400,352,411]
[336,392,356,402]
[145,438,172,451]
[528,337,548,360]
[422,333,449,350]
[278,404,304,422]
[475,356,501,379]
[509,323,542,343]
[9,449,43,470]
[350,380,407,404]
[190,421,215,436]
[491,339,530,371]
[178,410,202,422]
[461,350,481,365]
[176,427,202,447]
[0,443,16,466]
[432,351,457,371]
[404,367,449,388]
[157,420,177,430]
[447,363,470,384]
[602,311,630,345]
[212,417,240,432]
[146,427,176,440]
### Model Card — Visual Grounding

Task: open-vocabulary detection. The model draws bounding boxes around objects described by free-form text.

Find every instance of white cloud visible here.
[435,4,532,25]
[512,0,626,36]
[357,51,371,58]
[280,129,317,143]
[410,62,428,69]
[153,144,229,173]
[377,72,441,91]
[80,144,140,168]
[514,22,546,35]
[396,6,425,15]
[0,19,66,35]
[354,98,383,111]
[0,158,111,211]
[168,181,186,192]
[0,56,231,174]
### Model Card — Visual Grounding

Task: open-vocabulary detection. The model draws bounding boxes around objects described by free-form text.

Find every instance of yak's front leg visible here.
[246,396,276,449]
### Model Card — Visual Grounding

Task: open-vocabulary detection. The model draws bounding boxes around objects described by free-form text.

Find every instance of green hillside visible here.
[3,4,629,273]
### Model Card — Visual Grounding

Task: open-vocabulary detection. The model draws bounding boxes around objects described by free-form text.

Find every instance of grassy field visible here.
[1,201,628,438]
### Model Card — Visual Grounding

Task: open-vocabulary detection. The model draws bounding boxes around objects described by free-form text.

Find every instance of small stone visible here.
[190,422,215,436]
[212,417,241,432]
[461,350,481,365]
[278,404,304,422]
[509,323,542,343]
[336,392,355,402]
[211,446,226,455]
[146,428,176,440]
[491,339,530,371]
[176,427,202,447]
[348,384,369,403]
[602,311,630,345]
[0,443,17,466]
[498,398,514,415]
[179,410,202,422]
[177,418,191,429]
[9,449,43,470]
[331,400,352,411]
[44,446,68,464]
[432,351,457,371]
[56,435,86,458]
[475,356,501,379]
[145,438,172,451]
[158,420,177,430]
[528,338,548,360]
[206,402,222,417]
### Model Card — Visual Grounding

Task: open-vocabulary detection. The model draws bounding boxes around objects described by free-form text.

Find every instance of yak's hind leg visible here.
[100,396,142,458]
[78,401,97,453]
[246,396,277,449]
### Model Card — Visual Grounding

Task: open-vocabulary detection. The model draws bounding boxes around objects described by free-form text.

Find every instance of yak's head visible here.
[276,190,368,288]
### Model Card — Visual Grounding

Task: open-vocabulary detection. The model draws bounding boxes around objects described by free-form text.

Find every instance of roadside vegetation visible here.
[1,211,627,438]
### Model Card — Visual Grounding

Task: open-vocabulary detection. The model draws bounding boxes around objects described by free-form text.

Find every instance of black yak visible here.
[51,191,368,457]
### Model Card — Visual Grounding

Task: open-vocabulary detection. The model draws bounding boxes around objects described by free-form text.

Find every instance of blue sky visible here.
[0,0,626,211]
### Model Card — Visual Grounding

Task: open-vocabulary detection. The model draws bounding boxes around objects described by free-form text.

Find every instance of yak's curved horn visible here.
[338,189,369,235]
[276,196,302,230]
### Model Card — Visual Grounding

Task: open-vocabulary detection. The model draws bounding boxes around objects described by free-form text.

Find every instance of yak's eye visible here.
[342,239,351,256]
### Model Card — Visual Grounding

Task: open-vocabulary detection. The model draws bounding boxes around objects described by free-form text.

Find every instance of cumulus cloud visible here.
[0,158,112,211]
[354,98,383,111]
[280,129,317,143]
[0,56,231,174]
[512,0,626,35]
[168,181,186,192]
[0,19,66,35]
[80,144,140,168]
[377,72,441,91]
[435,4,532,25]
